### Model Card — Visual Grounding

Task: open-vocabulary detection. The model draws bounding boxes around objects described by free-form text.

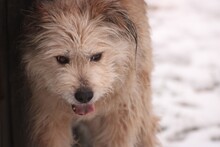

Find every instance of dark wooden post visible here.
[0,0,11,146]
[1,0,32,147]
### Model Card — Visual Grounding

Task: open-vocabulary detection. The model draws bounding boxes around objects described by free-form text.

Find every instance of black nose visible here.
[74,87,93,103]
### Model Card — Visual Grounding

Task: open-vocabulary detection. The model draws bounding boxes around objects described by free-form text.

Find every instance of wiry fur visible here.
[22,0,158,146]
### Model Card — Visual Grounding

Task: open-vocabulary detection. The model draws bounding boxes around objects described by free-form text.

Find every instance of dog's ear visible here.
[103,7,137,47]
[90,0,137,47]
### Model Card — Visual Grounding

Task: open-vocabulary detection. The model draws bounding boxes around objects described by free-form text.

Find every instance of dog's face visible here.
[23,0,137,114]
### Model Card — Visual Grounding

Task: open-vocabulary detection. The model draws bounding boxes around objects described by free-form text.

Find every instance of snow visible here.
[146,0,220,146]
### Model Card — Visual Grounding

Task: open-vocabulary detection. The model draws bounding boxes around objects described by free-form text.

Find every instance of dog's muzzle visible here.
[72,87,95,115]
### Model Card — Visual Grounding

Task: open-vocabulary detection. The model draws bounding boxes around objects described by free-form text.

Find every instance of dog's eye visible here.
[90,53,102,62]
[56,56,69,64]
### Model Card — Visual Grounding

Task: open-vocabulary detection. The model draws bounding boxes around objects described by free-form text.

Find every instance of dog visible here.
[21,0,158,146]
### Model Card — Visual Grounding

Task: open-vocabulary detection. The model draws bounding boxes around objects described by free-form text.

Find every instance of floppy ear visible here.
[90,0,137,47]
[104,8,137,48]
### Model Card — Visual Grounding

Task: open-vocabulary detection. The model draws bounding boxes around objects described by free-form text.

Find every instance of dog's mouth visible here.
[72,104,95,115]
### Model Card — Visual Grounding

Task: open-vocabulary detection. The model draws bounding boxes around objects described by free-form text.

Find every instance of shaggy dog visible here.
[22,0,158,146]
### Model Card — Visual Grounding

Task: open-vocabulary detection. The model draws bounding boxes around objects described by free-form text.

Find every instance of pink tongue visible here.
[72,104,95,115]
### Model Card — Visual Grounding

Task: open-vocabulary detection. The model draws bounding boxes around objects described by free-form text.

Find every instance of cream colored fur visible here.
[22,0,158,146]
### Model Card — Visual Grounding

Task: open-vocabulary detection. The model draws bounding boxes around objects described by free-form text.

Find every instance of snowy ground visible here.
[146,0,220,147]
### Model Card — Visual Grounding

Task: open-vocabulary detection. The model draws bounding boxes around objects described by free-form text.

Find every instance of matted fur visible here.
[22,0,158,146]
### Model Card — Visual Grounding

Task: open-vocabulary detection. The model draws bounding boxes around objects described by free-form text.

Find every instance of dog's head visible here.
[22,0,137,115]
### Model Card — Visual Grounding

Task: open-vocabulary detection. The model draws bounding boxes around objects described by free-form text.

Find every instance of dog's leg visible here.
[91,110,139,147]
[30,115,75,147]
[137,116,158,147]
[92,111,157,147]
[29,95,75,147]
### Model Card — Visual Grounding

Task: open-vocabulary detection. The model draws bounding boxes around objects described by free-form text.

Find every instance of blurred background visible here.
[147,0,220,147]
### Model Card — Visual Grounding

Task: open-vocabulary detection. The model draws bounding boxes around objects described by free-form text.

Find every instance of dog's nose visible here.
[74,87,93,103]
